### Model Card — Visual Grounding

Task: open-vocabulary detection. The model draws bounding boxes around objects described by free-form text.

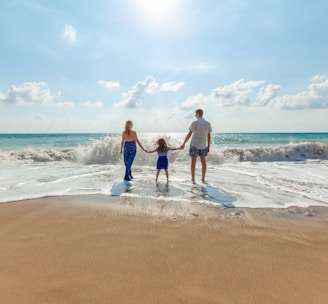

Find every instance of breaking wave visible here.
[1,137,327,165]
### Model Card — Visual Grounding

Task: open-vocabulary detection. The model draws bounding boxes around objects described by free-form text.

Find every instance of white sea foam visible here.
[1,136,327,165]
[0,134,327,210]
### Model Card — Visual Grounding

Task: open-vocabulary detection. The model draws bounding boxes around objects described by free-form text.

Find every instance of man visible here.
[181,109,212,183]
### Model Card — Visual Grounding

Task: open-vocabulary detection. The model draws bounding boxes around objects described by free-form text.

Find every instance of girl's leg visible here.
[156,170,160,183]
[165,169,169,183]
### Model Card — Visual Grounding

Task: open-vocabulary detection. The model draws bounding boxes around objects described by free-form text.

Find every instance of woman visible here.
[120,120,146,181]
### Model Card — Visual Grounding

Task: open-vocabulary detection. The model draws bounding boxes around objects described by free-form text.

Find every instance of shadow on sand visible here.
[110,180,237,209]
[192,183,237,208]
[110,181,133,196]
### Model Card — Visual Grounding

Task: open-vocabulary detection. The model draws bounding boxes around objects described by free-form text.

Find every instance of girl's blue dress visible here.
[156,148,171,170]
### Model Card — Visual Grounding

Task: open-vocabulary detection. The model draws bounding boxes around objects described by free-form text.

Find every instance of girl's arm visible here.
[169,147,182,151]
[146,149,156,153]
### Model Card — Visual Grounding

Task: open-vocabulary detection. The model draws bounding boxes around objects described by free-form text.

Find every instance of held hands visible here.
[142,145,186,153]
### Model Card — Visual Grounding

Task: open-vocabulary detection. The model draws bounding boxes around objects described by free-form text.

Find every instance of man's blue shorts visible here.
[189,145,208,157]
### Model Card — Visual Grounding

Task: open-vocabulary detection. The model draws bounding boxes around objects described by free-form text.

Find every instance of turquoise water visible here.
[1,133,327,151]
[0,133,115,151]
[213,132,328,147]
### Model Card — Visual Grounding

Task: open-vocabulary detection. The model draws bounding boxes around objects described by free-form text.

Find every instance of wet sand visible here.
[1,196,328,304]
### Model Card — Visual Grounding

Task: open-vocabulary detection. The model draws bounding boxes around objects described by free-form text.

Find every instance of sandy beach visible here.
[1,196,328,304]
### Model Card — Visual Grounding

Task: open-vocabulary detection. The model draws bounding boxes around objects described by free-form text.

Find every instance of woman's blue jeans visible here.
[123,141,136,180]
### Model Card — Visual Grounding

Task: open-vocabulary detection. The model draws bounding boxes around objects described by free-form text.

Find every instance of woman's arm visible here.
[135,133,146,151]
[120,132,125,154]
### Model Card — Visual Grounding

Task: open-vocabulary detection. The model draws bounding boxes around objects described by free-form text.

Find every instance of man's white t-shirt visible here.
[189,118,212,149]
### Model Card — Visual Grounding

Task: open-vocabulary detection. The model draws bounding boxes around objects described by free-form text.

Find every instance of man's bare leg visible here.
[191,157,197,182]
[200,156,207,183]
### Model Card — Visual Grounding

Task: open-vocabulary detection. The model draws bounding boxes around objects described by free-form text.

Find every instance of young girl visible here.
[146,138,181,183]
[120,120,146,181]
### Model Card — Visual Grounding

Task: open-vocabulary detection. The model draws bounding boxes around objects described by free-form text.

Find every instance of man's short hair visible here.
[195,109,203,116]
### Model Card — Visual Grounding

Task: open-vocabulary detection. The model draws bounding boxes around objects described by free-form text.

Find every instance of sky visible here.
[1,0,328,133]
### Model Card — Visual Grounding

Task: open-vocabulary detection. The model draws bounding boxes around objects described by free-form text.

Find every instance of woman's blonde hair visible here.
[124,120,133,136]
[156,138,167,153]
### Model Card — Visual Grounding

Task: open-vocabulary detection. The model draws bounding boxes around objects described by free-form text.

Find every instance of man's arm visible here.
[207,132,211,152]
[181,131,192,149]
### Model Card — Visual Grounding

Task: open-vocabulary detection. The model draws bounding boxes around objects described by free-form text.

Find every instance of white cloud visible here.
[63,24,77,44]
[211,78,265,107]
[256,84,281,106]
[143,76,159,94]
[180,93,207,110]
[160,81,185,92]
[311,74,327,82]
[198,76,328,110]
[82,100,104,108]
[273,77,328,109]
[309,78,328,96]
[184,112,196,120]
[179,78,268,111]
[115,77,186,109]
[178,76,328,111]
[0,82,60,105]
[57,101,74,108]
[116,76,158,108]
[98,80,120,90]
[113,76,328,113]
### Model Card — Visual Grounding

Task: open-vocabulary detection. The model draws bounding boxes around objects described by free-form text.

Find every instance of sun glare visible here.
[135,0,181,25]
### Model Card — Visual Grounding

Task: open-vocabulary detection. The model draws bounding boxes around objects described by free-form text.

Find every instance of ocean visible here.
[0,133,327,212]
